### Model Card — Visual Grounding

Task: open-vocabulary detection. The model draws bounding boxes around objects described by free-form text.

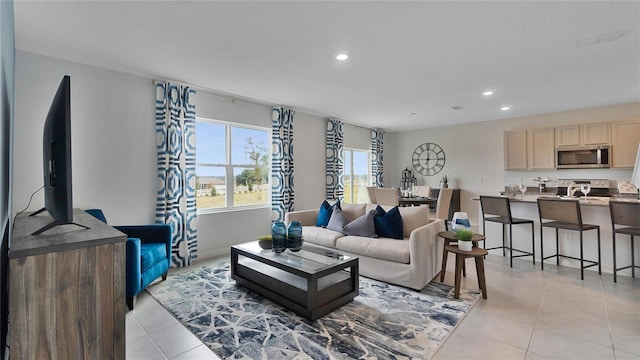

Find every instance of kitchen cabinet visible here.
[504,130,527,170]
[504,129,554,170]
[556,123,610,147]
[611,120,640,168]
[527,128,555,170]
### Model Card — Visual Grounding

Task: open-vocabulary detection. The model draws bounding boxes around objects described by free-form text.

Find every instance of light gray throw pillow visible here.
[343,210,376,237]
[326,207,350,233]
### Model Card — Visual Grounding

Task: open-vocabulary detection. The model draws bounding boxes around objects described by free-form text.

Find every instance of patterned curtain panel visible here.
[155,81,198,267]
[271,107,295,221]
[371,128,384,187]
[326,118,344,201]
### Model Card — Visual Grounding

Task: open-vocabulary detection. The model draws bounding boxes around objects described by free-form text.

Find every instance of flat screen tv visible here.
[30,75,87,235]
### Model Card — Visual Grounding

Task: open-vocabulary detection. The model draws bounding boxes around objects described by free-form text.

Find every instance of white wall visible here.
[13,51,330,260]
[389,102,640,225]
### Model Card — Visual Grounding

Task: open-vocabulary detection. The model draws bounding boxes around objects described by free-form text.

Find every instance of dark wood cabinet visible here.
[430,188,461,220]
[9,209,126,360]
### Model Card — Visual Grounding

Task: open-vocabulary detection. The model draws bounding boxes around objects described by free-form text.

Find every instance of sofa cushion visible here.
[316,200,340,227]
[398,206,430,235]
[326,207,350,232]
[343,210,376,237]
[336,236,410,263]
[373,205,404,239]
[140,242,167,273]
[302,226,344,248]
[340,203,366,221]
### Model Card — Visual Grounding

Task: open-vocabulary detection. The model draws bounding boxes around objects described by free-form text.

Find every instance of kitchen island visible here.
[475,194,640,278]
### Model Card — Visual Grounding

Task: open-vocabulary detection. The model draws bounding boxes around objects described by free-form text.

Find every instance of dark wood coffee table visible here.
[231,241,359,321]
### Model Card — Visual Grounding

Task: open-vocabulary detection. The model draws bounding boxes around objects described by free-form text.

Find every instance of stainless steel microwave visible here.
[556,146,610,169]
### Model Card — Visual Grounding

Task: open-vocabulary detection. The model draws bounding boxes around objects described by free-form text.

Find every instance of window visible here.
[195,118,270,211]
[343,148,371,204]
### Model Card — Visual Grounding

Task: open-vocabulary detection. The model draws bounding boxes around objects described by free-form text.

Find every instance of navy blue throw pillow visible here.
[373,205,404,239]
[316,200,340,227]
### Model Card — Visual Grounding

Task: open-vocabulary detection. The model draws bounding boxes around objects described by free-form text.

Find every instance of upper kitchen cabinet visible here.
[504,128,555,170]
[611,120,640,168]
[556,123,610,147]
[527,128,555,170]
[504,130,527,170]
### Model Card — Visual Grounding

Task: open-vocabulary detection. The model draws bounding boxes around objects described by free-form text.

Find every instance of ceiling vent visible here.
[450,105,464,111]
[575,29,628,48]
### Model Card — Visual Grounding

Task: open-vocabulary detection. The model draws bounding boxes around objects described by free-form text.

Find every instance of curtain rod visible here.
[152,78,286,111]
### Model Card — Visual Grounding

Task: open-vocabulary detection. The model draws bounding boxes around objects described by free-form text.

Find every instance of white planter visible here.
[458,241,473,251]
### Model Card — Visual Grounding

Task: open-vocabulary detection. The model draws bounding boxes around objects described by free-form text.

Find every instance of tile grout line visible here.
[523,270,552,358]
[599,276,618,359]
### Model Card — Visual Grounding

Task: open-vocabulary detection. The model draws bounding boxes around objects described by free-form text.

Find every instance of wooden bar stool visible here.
[480,196,535,267]
[609,201,640,282]
[537,198,601,280]
[444,244,488,299]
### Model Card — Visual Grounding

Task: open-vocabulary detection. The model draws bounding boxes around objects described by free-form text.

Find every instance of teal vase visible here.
[287,221,303,252]
[271,221,287,253]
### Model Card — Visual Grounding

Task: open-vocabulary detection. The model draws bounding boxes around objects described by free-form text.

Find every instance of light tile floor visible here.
[126,254,639,359]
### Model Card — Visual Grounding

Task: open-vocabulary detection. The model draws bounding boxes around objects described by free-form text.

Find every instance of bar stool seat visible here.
[537,198,601,280]
[444,245,488,299]
[480,196,535,267]
[609,200,640,282]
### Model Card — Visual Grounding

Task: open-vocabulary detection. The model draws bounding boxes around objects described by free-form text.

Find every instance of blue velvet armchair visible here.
[85,209,172,310]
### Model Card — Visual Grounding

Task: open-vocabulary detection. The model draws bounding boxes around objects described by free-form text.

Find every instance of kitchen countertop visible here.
[495,194,640,207]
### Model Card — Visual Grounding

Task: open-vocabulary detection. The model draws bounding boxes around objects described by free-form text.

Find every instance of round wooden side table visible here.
[444,244,489,299]
[437,231,486,282]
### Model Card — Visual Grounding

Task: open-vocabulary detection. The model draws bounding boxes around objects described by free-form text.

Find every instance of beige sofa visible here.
[284,203,445,290]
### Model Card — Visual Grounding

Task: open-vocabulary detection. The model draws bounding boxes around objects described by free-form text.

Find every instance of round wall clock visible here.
[412,142,446,176]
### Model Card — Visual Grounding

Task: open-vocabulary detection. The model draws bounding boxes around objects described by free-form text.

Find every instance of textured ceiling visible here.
[14,1,640,132]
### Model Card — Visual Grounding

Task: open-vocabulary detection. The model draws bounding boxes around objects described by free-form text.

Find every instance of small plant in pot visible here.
[455,228,474,251]
[440,175,449,188]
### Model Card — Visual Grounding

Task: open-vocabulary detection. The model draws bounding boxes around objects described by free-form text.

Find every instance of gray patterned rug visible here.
[147,261,479,359]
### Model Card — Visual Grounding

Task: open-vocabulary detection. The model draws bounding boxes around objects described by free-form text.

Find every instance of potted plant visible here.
[455,228,474,251]
[440,175,449,188]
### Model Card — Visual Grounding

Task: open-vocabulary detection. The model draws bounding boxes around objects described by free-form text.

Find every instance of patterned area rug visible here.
[147,261,479,359]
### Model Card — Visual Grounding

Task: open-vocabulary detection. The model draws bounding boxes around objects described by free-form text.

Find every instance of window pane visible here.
[353,151,370,203]
[231,127,269,166]
[196,121,226,164]
[196,166,226,209]
[233,167,269,206]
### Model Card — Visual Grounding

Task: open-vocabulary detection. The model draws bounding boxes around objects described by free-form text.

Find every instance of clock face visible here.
[412,143,446,176]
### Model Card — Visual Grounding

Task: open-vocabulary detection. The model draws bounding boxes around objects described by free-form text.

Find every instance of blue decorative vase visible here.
[287,221,303,252]
[271,221,287,253]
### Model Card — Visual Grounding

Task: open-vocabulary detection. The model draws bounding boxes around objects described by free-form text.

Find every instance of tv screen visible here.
[30,75,77,235]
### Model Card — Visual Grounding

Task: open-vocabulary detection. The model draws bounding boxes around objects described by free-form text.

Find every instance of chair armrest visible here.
[126,237,142,297]
[115,224,172,264]
[284,209,320,226]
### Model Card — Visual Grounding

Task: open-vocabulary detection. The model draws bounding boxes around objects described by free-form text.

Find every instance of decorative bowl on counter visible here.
[257,235,273,249]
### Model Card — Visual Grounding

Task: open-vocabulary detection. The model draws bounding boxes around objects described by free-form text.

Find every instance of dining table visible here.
[398,196,437,207]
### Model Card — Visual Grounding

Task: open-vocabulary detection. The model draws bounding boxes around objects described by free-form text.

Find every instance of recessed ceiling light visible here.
[501,106,511,111]
[336,54,349,61]
[483,90,495,96]
[408,112,417,116]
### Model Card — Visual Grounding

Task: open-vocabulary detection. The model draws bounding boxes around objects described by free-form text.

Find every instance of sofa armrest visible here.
[284,209,319,226]
[408,218,446,274]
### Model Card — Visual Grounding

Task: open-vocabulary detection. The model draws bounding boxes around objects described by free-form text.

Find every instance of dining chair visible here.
[366,186,377,204]
[375,187,399,206]
[480,195,535,267]
[537,198,601,280]
[609,200,640,282]
[413,185,431,198]
[435,188,454,229]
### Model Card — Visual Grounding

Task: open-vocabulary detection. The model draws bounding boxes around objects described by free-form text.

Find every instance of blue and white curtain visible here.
[271,107,295,221]
[371,128,384,187]
[326,118,344,201]
[155,81,198,267]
